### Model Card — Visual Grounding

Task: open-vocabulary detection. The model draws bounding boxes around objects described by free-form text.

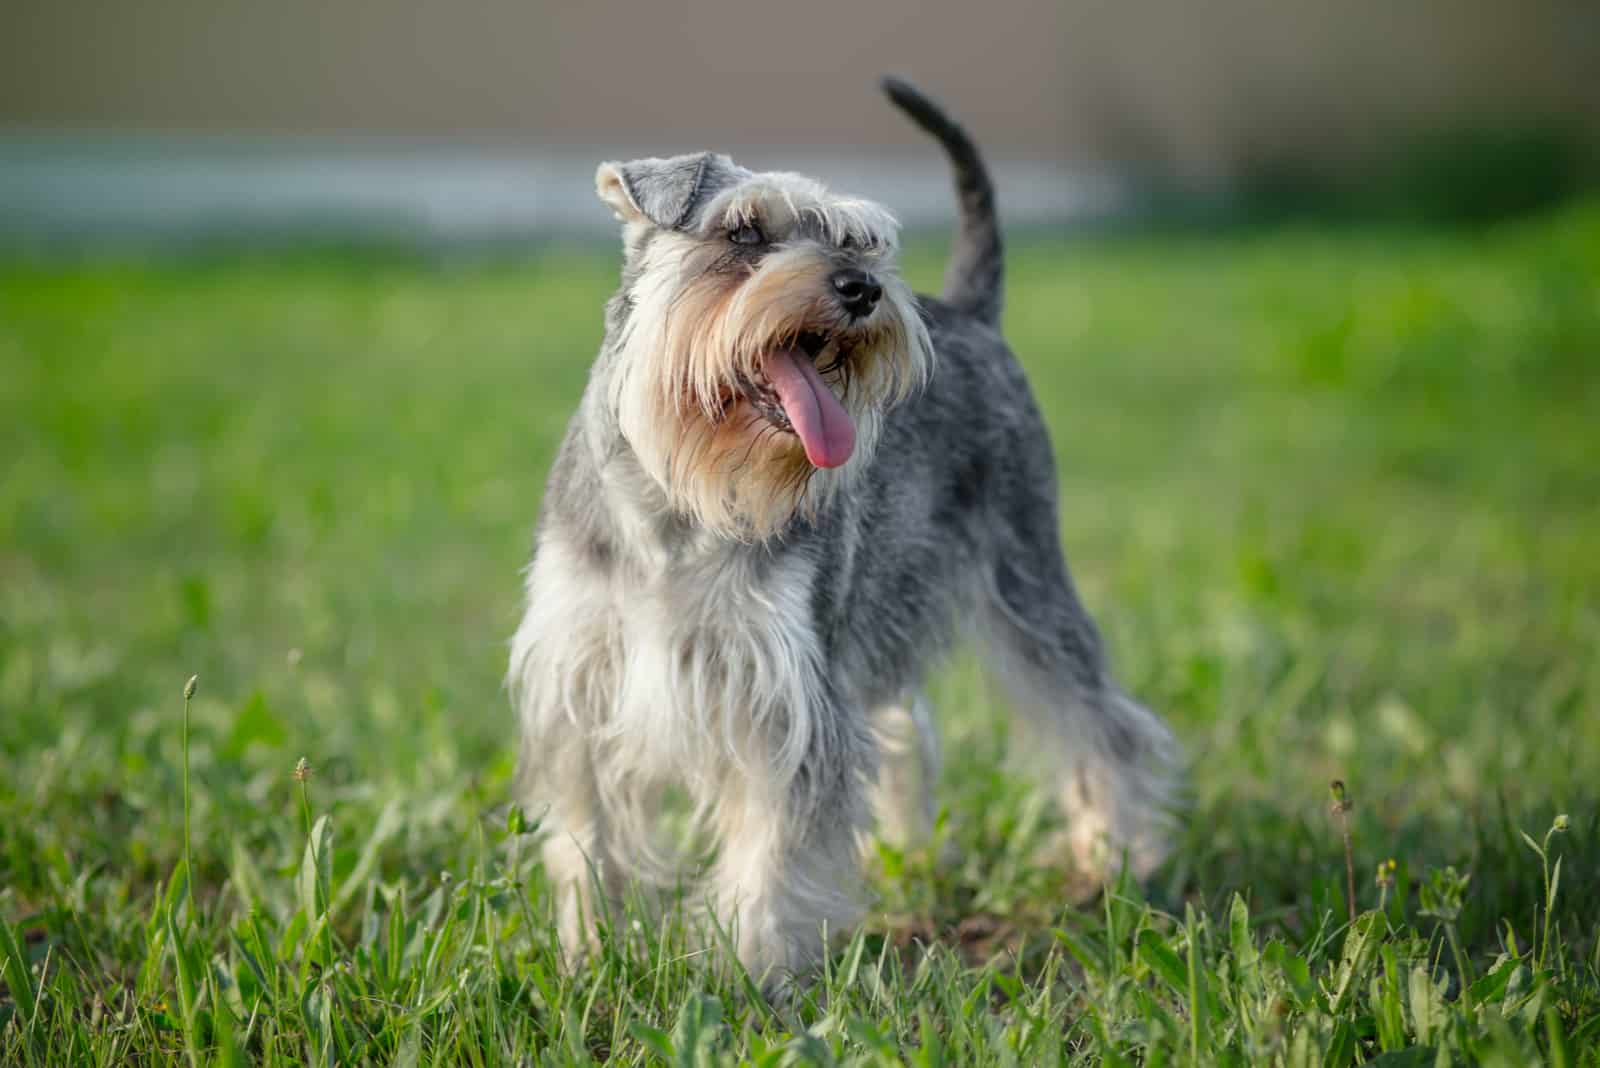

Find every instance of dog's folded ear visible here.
[595,152,747,230]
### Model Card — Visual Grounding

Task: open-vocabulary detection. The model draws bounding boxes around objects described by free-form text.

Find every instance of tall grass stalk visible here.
[181,674,197,919]
[1330,780,1356,925]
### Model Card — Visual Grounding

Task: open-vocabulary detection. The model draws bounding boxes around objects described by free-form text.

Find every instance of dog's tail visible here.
[881,76,1003,327]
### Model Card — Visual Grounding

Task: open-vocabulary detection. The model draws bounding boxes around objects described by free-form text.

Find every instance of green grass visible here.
[2,202,1598,1065]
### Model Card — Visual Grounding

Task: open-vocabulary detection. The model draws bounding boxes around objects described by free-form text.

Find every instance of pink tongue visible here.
[761,349,856,468]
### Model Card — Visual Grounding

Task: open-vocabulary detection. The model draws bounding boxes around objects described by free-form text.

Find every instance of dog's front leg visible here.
[530,743,620,967]
[509,539,623,968]
[707,738,869,994]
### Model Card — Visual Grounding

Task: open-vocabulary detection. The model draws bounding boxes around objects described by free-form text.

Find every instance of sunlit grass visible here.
[1,202,1598,1063]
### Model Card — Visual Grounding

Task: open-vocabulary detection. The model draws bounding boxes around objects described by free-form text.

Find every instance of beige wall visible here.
[6,0,1596,180]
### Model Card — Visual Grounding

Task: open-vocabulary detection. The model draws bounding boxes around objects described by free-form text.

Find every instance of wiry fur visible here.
[508,78,1181,990]
[604,165,930,541]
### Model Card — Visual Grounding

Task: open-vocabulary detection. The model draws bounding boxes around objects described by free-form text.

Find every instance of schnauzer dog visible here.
[509,78,1179,987]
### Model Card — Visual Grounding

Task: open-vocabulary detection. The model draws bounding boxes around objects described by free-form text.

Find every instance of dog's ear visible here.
[595,152,745,230]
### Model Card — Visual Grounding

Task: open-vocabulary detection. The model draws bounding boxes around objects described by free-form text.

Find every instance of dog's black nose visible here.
[830,268,882,318]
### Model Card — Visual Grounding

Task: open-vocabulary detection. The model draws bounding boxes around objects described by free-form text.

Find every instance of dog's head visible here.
[595,152,932,540]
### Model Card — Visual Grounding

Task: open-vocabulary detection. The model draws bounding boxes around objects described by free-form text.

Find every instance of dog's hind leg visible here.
[977,493,1180,894]
[866,694,940,851]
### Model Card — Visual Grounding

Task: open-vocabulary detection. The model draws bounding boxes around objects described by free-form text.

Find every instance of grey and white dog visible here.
[509,78,1179,987]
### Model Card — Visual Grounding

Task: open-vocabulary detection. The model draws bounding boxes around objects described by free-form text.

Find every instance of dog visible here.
[508,77,1179,990]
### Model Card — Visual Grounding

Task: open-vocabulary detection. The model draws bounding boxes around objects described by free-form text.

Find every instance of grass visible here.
[1,201,1598,1064]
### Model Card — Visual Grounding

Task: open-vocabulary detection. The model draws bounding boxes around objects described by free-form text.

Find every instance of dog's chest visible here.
[539,528,826,784]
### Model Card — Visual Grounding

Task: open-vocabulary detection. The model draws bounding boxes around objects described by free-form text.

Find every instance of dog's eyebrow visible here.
[722,200,757,224]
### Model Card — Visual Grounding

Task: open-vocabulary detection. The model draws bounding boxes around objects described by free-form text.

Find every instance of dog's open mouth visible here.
[735,331,856,469]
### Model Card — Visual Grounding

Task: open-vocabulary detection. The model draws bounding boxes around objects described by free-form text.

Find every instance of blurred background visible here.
[3,8,1599,1054]
[4,0,1597,244]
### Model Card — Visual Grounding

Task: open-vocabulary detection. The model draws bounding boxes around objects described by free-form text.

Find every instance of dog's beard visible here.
[610,243,930,540]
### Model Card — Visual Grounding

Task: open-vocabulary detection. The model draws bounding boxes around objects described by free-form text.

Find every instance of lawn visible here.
[2,202,1598,1065]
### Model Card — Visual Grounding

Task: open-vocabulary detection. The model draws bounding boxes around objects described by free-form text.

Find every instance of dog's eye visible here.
[729,223,765,246]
